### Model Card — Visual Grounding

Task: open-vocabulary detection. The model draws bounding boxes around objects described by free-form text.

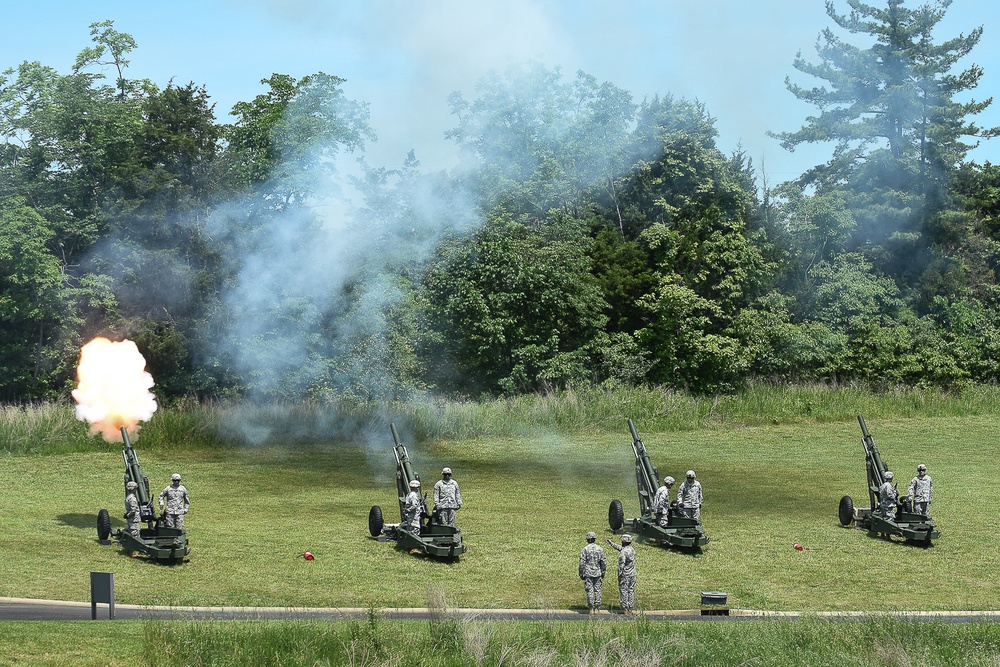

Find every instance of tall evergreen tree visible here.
[771,0,997,279]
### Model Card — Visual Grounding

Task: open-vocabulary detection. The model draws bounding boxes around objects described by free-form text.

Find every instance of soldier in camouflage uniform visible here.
[402,479,423,532]
[879,471,898,521]
[677,470,703,520]
[578,531,607,613]
[124,481,141,538]
[158,473,190,530]
[908,464,933,516]
[606,533,637,614]
[433,467,462,527]
[651,476,675,527]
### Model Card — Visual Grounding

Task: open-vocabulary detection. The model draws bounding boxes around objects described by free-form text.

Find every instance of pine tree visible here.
[771,0,997,262]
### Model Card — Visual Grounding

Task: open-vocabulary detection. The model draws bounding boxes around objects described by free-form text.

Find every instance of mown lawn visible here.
[0,414,995,613]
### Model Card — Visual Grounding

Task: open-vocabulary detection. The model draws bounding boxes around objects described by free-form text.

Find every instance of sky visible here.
[3,1,1000,184]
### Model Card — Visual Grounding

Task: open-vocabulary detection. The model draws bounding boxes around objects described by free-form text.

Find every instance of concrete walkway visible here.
[2,597,999,622]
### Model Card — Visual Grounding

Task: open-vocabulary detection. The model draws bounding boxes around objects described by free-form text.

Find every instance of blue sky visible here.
[4,0,1000,183]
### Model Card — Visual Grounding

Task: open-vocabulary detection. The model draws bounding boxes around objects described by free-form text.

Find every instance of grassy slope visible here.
[0,415,996,612]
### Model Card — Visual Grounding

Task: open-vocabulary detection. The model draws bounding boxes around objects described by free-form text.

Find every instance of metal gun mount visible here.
[367,423,466,559]
[96,426,190,562]
[607,419,709,550]
[837,415,939,544]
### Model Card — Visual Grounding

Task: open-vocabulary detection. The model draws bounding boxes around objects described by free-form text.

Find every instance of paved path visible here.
[2,597,999,622]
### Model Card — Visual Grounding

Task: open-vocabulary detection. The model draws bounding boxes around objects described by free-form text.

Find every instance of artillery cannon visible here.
[838,415,940,544]
[97,426,190,562]
[367,423,466,559]
[607,419,709,549]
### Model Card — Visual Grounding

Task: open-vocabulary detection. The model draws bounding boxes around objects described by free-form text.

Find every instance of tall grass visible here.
[4,383,1000,454]
[132,616,1000,667]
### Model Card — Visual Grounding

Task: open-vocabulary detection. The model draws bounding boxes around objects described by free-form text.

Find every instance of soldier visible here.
[578,531,606,613]
[606,533,637,614]
[908,464,933,516]
[651,475,675,527]
[158,473,190,530]
[880,471,898,521]
[677,470,703,520]
[402,479,423,532]
[124,481,141,539]
[433,467,462,527]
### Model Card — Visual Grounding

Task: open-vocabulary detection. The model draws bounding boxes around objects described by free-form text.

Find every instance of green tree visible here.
[771,0,997,276]
[221,72,375,209]
[447,64,636,220]
[0,199,113,399]
[418,215,609,394]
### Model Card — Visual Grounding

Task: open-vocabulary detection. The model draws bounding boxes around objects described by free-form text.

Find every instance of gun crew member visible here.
[578,531,607,613]
[125,481,141,538]
[879,471,898,520]
[402,479,423,532]
[677,470,703,520]
[606,534,637,615]
[651,476,675,526]
[908,464,933,516]
[158,473,191,529]
[433,467,462,527]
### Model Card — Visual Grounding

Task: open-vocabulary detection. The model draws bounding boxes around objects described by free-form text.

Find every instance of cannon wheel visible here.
[608,499,624,531]
[368,505,384,537]
[838,495,855,526]
[97,508,112,540]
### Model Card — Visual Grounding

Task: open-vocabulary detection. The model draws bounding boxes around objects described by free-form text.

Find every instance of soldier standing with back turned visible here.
[158,473,190,529]
[578,531,606,613]
[433,467,462,526]
[606,533,637,614]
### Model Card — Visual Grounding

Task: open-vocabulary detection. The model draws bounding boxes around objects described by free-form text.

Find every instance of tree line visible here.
[2,1,999,403]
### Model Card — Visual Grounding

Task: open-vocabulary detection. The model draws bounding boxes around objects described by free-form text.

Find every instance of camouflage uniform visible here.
[124,491,141,538]
[879,480,898,520]
[609,541,637,612]
[578,539,607,610]
[651,484,673,527]
[402,490,423,532]
[677,479,703,520]
[158,483,190,530]
[908,473,933,516]
[433,477,462,527]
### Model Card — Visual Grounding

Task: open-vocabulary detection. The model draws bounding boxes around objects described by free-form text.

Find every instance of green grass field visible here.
[1,411,997,613]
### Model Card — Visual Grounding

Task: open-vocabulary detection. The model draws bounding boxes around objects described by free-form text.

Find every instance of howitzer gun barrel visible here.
[858,415,890,509]
[628,419,659,515]
[120,426,156,524]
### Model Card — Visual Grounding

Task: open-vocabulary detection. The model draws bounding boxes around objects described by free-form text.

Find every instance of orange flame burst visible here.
[72,337,158,442]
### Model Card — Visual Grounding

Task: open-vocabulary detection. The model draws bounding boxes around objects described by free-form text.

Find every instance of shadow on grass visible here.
[57,512,119,530]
